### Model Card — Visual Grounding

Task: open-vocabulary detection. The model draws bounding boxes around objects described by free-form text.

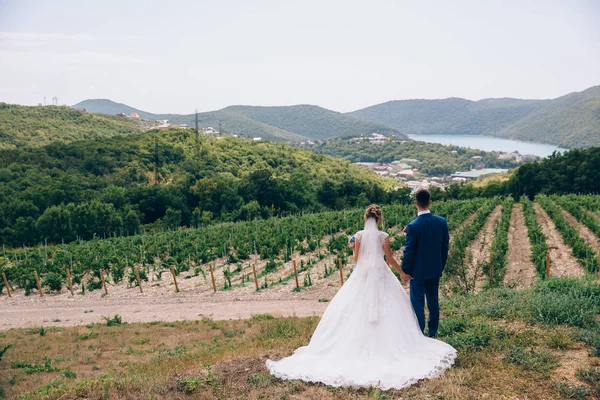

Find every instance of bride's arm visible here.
[352,240,361,262]
[384,238,411,281]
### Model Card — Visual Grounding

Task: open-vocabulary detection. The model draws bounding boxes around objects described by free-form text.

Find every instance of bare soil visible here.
[534,203,585,277]
[505,204,537,288]
[558,206,600,251]
[0,293,329,330]
[465,205,503,292]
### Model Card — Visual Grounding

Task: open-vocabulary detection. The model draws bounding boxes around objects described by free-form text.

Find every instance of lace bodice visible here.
[354,230,389,245]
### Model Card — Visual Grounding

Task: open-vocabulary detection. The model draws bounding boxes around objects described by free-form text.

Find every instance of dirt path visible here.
[0,293,329,330]
[585,207,600,224]
[505,204,537,288]
[558,205,600,251]
[534,203,585,277]
[467,205,503,292]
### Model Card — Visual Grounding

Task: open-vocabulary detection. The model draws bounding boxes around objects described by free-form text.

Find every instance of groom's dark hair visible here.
[415,188,431,209]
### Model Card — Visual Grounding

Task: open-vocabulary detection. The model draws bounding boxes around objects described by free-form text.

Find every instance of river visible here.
[407,134,567,158]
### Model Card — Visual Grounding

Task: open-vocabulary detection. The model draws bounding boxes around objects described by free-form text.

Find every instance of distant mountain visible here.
[495,86,600,148]
[72,99,160,119]
[223,105,401,140]
[0,103,142,150]
[348,86,600,148]
[72,99,404,142]
[348,98,547,136]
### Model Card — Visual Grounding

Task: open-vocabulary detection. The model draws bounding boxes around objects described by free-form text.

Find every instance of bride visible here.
[266,204,457,390]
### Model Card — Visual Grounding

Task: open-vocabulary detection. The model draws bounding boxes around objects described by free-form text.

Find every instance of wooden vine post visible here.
[134,265,143,293]
[34,270,43,297]
[66,269,74,296]
[338,258,344,285]
[546,246,558,279]
[293,258,299,289]
[251,263,259,291]
[170,265,179,293]
[209,263,216,293]
[100,269,108,295]
[2,272,11,297]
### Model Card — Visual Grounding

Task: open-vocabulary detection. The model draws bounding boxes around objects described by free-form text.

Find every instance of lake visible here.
[407,134,567,158]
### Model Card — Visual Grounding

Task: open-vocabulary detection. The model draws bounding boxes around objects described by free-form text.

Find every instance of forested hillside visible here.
[0,129,404,246]
[310,136,522,176]
[348,86,600,148]
[0,103,143,149]
[72,99,403,142]
[497,86,600,148]
[348,98,545,136]
[508,147,600,197]
[222,105,402,140]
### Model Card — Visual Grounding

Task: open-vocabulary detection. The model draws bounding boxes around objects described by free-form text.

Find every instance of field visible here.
[2,194,600,399]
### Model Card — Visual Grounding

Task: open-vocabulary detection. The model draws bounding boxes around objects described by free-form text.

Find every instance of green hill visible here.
[309,136,523,176]
[72,99,404,142]
[347,97,546,136]
[0,103,143,149]
[72,99,163,119]
[0,129,402,246]
[348,86,600,148]
[496,86,600,148]
[223,104,403,140]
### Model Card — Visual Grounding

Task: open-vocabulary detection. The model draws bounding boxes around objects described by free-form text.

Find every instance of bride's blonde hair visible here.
[364,204,383,226]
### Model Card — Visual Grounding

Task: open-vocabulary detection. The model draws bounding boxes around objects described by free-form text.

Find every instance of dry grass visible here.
[1,309,598,400]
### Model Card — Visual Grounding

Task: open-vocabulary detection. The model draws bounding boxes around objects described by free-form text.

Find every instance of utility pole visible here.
[154,137,160,184]
[195,109,199,150]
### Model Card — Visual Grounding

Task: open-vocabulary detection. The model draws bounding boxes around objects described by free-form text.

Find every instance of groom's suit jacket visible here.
[401,212,449,281]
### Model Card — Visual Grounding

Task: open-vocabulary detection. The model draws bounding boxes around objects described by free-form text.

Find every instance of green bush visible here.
[504,346,559,373]
[42,273,63,293]
[103,315,122,327]
[554,382,591,399]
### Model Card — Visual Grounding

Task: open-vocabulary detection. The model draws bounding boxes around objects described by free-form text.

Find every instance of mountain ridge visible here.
[348,86,600,148]
[73,100,404,142]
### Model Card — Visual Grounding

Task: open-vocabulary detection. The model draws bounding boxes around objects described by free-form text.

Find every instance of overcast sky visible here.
[0,0,599,113]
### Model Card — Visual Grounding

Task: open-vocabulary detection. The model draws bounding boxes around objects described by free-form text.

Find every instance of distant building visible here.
[253,137,262,142]
[451,168,508,180]
[116,112,127,117]
[179,124,189,128]
[129,112,140,119]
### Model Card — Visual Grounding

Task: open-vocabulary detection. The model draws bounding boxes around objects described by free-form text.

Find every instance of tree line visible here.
[0,130,410,247]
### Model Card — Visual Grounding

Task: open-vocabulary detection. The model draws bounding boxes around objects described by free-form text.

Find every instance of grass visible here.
[0,277,598,399]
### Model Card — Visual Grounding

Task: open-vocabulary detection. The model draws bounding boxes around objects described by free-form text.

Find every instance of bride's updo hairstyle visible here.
[364,204,383,225]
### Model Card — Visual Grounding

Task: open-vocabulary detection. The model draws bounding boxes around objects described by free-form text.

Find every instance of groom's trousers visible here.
[409,278,440,337]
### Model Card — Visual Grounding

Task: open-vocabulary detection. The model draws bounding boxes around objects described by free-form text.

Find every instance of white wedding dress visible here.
[266,218,457,391]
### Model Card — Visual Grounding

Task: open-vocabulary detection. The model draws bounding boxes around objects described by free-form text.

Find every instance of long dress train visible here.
[266,218,457,390]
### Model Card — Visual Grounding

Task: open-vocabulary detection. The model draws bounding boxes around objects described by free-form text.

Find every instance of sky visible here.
[0,0,599,114]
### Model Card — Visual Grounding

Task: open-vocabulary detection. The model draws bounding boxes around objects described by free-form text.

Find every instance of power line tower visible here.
[154,137,160,184]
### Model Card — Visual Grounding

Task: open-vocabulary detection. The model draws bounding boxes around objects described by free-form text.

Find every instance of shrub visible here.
[437,318,468,337]
[103,314,122,326]
[554,382,591,399]
[504,346,559,374]
[42,273,62,292]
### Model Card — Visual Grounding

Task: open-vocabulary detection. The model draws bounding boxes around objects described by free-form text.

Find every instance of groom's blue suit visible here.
[401,211,449,337]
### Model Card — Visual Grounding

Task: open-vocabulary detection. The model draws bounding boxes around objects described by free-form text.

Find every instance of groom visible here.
[401,188,449,338]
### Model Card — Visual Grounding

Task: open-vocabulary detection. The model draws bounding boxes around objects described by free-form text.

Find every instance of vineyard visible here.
[1,194,599,308]
[2,194,600,399]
